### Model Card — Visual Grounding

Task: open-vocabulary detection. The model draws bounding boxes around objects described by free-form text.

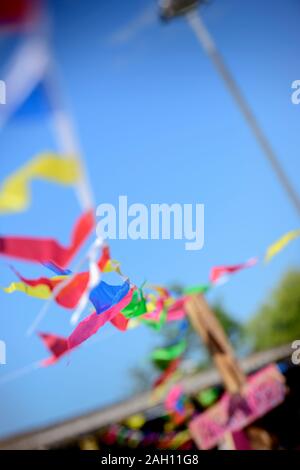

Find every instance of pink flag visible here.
[39,287,134,366]
[210,257,257,284]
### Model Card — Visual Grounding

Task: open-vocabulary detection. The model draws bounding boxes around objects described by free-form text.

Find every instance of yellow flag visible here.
[102,259,121,274]
[265,229,300,262]
[3,276,66,300]
[3,282,52,299]
[0,153,79,213]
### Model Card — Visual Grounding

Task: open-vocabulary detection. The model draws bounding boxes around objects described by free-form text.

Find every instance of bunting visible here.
[3,275,65,300]
[0,153,80,213]
[3,249,124,312]
[89,280,130,315]
[39,287,133,366]
[265,229,300,262]
[121,289,147,319]
[210,257,258,284]
[0,210,95,267]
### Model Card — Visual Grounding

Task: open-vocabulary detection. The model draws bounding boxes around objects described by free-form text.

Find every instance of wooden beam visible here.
[186,294,245,394]
[0,345,291,450]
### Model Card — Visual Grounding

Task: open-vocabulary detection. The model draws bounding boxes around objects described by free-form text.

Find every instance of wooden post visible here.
[186,294,251,449]
[186,294,245,394]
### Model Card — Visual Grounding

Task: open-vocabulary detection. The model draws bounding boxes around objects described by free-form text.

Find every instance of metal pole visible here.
[186,10,300,217]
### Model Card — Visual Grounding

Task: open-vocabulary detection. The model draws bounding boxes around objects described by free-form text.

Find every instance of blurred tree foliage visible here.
[246,269,300,351]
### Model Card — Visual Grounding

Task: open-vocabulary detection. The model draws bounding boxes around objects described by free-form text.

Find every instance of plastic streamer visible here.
[3,246,116,309]
[3,275,65,299]
[0,209,95,267]
[43,262,72,275]
[165,297,187,322]
[4,254,130,334]
[89,280,131,315]
[183,283,211,295]
[121,289,147,319]
[25,245,95,336]
[110,313,129,331]
[142,302,168,331]
[209,257,258,284]
[0,153,80,213]
[39,286,134,366]
[265,229,300,262]
[151,339,187,362]
[0,1,36,27]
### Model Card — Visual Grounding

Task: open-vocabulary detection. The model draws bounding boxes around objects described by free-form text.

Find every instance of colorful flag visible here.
[39,287,134,366]
[265,229,300,262]
[0,153,80,213]
[0,210,95,267]
[89,280,130,315]
[3,247,119,310]
[110,313,129,331]
[142,298,168,330]
[121,289,147,319]
[0,0,38,28]
[183,283,210,295]
[151,339,187,362]
[166,297,187,321]
[39,333,69,366]
[210,257,257,284]
[3,274,65,300]
[43,262,72,275]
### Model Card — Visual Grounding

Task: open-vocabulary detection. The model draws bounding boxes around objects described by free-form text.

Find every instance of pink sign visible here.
[189,364,286,450]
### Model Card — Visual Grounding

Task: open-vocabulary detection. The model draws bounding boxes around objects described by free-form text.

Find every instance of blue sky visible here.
[0,0,299,439]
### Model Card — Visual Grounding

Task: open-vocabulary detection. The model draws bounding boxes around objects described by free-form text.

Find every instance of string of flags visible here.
[0,157,299,366]
[0,153,80,213]
[0,1,299,388]
[0,2,299,453]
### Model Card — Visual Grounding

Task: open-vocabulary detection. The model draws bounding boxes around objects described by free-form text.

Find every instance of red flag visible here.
[97,245,110,271]
[0,210,95,267]
[210,257,258,284]
[39,287,134,366]
[110,313,129,331]
[10,246,112,309]
[39,333,69,366]
[0,0,39,28]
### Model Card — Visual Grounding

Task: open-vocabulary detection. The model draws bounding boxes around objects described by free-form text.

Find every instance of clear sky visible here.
[0,0,299,439]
